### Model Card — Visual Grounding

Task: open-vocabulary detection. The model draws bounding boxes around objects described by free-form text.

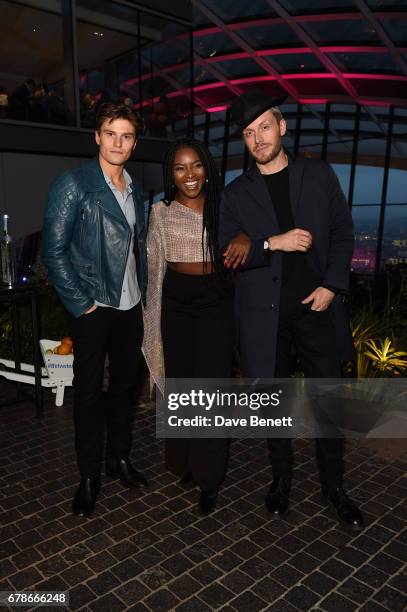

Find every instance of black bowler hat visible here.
[229,88,286,133]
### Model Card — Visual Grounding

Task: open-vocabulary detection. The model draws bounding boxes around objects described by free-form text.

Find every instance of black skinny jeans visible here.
[71,303,144,478]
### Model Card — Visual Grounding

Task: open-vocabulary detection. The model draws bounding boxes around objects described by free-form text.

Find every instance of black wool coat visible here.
[219,156,356,377]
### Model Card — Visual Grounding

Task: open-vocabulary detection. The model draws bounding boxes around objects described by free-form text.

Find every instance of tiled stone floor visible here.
[0,380,406,611]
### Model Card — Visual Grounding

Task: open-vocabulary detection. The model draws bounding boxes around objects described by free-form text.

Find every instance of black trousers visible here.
[268,304,344,487]
[71,303,144,478]
[161,268,234,491]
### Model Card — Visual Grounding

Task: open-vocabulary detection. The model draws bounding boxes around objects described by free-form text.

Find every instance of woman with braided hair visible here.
[142,139,249,514]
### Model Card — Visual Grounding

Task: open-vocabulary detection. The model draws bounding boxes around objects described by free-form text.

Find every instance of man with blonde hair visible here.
[220,88,363,530]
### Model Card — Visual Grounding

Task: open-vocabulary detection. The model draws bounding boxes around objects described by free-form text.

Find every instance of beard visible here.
[252,141,282,165]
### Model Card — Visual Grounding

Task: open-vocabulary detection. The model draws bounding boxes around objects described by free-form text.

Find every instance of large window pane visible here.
[382,205,407,269]
[326,137,352,155]
[240,23,302,49]
[75,2,192,137]
[193,6,212,28]
[139,14,192,139]
[296,114,325,156]
[351,206,380,274]
[194,32,241,58]
[302,19,381,44]
[353,165,384,205]
[266,53,327,74]
[327,52,403,76]
[366,0,407,7]
[353,125,387,205]
[0,0,66,124]
[331,163,351,196]
[201,0,276,23]
[279,0,355,13]
[215,58,265,79]
[227,139,245,157]
[76,0,142,128]
[387,168,407,204]
[381,19,407,45]
[297,134,322,155]
[330,118,355,132]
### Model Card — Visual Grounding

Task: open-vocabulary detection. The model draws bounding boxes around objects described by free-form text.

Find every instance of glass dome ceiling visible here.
[186,0,407,110]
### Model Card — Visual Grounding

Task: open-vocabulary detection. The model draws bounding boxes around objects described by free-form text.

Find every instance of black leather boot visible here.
[198,488,218,515]
[106,457,148,488]
[322,484,364,531]
[265,477,291,516]
[72,477,101,517]
[179,472,194,485]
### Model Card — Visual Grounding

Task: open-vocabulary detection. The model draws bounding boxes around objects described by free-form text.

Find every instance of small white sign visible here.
[40,339,73,382]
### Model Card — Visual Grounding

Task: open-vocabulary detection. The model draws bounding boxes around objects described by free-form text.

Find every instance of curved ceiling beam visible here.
[192,11,407,38]
[164,73,406,96]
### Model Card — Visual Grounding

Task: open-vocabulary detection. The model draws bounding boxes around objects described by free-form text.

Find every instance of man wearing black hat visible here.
[219,88,363,530]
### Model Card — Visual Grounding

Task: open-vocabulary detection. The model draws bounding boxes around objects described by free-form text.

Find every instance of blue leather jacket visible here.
[42,158,148,318]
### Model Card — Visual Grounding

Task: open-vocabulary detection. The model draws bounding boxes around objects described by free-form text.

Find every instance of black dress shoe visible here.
[198,489,218,515]
[179,472,194,485]
[72,477,100,517]
[265,477,291,516]
[106,457,148,488]
[322,485,364,531]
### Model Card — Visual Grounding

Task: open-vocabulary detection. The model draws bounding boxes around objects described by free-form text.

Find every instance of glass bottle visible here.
[0,214,16,288]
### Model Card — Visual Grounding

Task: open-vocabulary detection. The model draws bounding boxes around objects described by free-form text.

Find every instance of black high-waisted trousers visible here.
[161,267,235,491]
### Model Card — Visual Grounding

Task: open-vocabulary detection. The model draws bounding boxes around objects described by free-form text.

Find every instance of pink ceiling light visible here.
[206,105,228,112]
[166,72,405,97]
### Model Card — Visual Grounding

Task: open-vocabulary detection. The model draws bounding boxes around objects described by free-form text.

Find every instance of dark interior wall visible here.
[0,152,163,239]
[0,122,168,165]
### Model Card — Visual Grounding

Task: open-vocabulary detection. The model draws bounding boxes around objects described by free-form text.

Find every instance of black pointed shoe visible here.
[322,485,364,531]
[265,477,291,516]
[179,472,194,485]
[198,488,218,515]
[106,457,149,488]
[72,477,100,517]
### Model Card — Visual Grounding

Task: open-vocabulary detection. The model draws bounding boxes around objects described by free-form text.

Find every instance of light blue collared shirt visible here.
[95,169,141,310]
